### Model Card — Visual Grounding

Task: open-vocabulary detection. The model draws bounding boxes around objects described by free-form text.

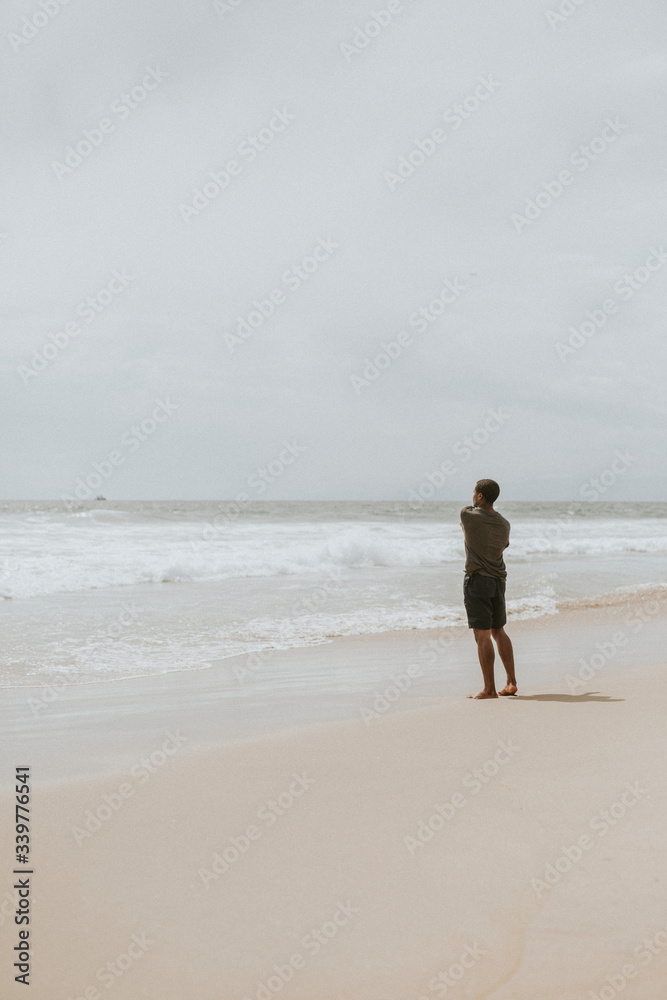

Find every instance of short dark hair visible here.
[475,479,500,503]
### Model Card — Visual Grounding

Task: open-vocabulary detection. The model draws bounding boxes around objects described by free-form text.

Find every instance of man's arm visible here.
[460,506,476,538]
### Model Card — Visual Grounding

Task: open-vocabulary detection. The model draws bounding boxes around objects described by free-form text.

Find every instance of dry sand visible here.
[2,632,666,999]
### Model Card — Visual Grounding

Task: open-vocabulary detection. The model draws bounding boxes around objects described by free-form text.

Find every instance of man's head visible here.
[473,479,500,508]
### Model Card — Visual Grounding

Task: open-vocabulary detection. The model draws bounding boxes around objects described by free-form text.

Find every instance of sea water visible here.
[0,500,665,687]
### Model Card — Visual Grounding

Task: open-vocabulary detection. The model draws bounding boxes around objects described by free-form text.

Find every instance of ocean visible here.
[1,500,665,688]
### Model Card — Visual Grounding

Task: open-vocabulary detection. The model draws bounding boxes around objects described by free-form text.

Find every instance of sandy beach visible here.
[2,605,666,999]
[4,0,667,987]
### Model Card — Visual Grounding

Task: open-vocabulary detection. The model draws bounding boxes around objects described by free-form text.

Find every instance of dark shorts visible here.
[463,573,506,630]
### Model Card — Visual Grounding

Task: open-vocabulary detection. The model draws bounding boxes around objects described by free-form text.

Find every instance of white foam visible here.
[1,515,667,599]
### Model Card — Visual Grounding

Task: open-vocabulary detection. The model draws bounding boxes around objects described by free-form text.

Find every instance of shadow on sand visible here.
[511,692,624,703]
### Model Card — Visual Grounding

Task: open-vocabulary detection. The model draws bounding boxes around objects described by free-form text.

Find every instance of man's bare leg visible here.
[467,628,498,699]
[492,627,517,695]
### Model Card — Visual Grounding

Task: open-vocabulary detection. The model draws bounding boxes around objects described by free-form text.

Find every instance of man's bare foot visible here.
[498,683,517,696]
[467,690,498,699]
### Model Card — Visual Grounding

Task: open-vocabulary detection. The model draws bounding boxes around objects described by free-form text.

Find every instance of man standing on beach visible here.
[460,479,517,700]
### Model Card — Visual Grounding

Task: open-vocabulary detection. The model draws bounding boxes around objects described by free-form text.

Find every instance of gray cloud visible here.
[1,0,665,498]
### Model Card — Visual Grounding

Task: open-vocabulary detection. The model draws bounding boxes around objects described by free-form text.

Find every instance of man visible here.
[460,479,517,699]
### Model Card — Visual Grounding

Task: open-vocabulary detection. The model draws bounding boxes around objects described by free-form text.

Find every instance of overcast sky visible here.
[1,0,666,500]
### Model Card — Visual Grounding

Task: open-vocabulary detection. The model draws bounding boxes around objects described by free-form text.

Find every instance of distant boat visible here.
[95,495,106,501]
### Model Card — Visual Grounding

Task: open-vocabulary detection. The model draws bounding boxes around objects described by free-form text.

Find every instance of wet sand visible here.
[1,606,666,997]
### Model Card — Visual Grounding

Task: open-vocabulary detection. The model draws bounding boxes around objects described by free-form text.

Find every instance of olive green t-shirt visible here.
[460,505,510,580]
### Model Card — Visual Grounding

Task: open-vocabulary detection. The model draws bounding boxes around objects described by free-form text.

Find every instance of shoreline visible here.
[2,581,665,692]
[1,597,665,791]
[2,651,666,998]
